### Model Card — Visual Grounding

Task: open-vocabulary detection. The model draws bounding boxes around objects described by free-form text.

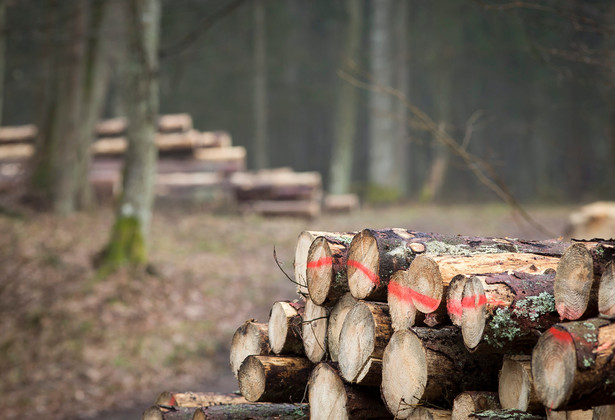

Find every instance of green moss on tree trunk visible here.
[99,216,147,273]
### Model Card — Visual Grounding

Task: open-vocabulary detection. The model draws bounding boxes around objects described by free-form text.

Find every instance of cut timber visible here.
[469,409,546,419]
[158,113,193,133]
[295,231,341,296]
[554,243,596,321]
[143,403,308,420]
[308,362,391,420]
[446,274,468,326]
[380,328,501,419]
[338,301,391,384]
[354,357,382,387]
[306,233,355,306]
[532,317,615,410]
[452,391,500,420]
[461,271,559,352]
[0,124,37,143]
[237,355,312,403]
[408,408,452,420]
[406,254,443,313]
[0,143,34,160]
[268,300,304,355]
[195,145,246,165]
[155,391,247,407]
[229,320,270,378]
[498,355,542,413]
[93,131,201,156]
[245,200,321,219]
[598,262,615,318]
[546,409,592,420]
[194,130,232,148]
[231,170,322,202]
[593,405,615,420]
[323,193,360,213]
[347,229,565,302]
[96,117,127,137]
[301,299,329,363]
[327,292,357,362]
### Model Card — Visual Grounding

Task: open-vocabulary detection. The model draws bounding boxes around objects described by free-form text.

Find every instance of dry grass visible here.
[0,203,573,419]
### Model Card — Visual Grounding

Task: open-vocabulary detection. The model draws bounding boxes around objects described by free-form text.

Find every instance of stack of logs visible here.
[218,228,615,419]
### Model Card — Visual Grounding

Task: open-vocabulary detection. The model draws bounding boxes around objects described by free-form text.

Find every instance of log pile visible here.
[210,229,615,419]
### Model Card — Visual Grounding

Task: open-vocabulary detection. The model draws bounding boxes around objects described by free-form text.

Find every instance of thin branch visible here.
[273,245,302,287]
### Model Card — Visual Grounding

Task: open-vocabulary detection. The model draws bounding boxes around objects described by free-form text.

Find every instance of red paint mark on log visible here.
[388,281,412,303]
[307,257,333,269]
[388,282,440,312]
[461,294,487,309]
[448,298,462,318]
[486,298,509,307]
[549,327,573,344]
[347,259,380,286]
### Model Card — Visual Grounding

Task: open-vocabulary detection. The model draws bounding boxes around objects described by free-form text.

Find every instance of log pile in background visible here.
[141,229,615,419]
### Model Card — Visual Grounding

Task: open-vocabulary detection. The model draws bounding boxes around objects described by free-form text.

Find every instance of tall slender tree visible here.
[100,0,161,270]
[253,0,268,169]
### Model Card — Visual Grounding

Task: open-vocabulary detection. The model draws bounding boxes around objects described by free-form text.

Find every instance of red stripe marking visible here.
[487,298,509,307]
[307,257,333,269]
[347,259,380,286]
[448,298,462,318]
[388,282,440,312]
[549,327,573,344]
[411,289,440,313]
[388,281,413,303]
[169,395,177,406]
[461,294,487,309]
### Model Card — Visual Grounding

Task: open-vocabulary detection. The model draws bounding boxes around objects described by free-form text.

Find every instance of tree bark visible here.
[532,318,615,411]
[545,409,592,420]
[408,408,451,420]
[301,299,329,363]
[452,391,500,420]
[253,0,268,170]
[338,300,391,384]
[380,328,501,419]
[461,271,559,352]
[229,319,270,378]
[99,0,160,270]
[498,355,542,413]
[469,410,546,420]
[268,301,304,355]
[327,292,357,362]
[308,362,391,420]
[155,391,247,408]
[237,355,312,403]
[142,403,308,420]
[328,0,362,195]
[306,234,354,306]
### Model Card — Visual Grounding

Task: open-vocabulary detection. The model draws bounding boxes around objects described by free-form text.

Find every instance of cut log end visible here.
[499,356,537,412]
[452,391,500,420]
[381,329,426,419]
[308,363,349,420]
[554,243,594,320]
[268,301,303,355]
[388,269,417,330]
[347,230,380,299]
[447,274,467,326]
[461,276,486,351]
[327,293,357,362]
[302,299,328,363]
[307,237,335,305]
[230,320,269,377]
[238,356,267,402]
[338,301,377,382]
[531,327,576,410]
[407,254,443,313]
[599,261,615,318]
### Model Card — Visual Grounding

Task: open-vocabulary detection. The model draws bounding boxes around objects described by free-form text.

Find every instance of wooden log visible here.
[306,233,354,306]
[237,355,312,403]
[295,231,341,296]
[0,124,37,143]
[229,319,270,378]
[142,403,308,420]
[244,200,321,219]
[460,271,559,352]
[323,193,360,213]
[531,317,615,410]
[96,117,127,137]
[545,409,593,420]
[469,409,546,419]
[498,355,542,413]
[346,228,565,302]
[598,261,615,318]
[301,299,329,363]
[155,391,248,408]
[158,113,193,133]
[380,328,501,419]
[327,292,357,362]
[308,362,392,420]
[195,146,246,168]
[338,300,391,384]
[93,131,201,156]
[452,391,500,420]
[268,300,304,355]
[408,407,452,419]
[230,171,322,202]
[446,274,468,326]
[194,130,232,148]
[592,405,615,420]
[0,143,34,160]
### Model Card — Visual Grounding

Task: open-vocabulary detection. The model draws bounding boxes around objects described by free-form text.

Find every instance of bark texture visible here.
[229,319,270,378]
[268,301,304,355]
[452,391,500,420]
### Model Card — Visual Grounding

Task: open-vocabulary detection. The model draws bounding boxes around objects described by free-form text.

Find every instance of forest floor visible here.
[0,201,575,420]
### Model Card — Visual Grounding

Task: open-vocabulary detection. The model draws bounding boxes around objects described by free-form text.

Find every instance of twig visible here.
[273,245,302,287]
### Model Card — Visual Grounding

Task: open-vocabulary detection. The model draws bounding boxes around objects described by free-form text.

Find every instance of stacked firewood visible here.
[224,228,615,419]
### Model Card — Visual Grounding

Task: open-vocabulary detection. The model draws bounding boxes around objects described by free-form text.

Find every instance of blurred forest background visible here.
[1,0,614,419]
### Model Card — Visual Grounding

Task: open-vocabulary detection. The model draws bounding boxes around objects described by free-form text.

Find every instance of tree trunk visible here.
[532,318,615,410]
[328,0,362,195]
[380,328,501,419]
[100,0,160,270]
[498,355,542,413]
[155,391,248,408]
[0,0,6,127]
[461,271,559,352]
[229,319,270,378]
[306,233,354,306]
[367,0,400,202]
[394,0,410,197]
[408,408,451,420]
[268,300,304,355]
[237,355,312,403]
[301,299,329,363]
[327,292,357,362]
[308,362,391,420]
[338,301,391,384]
[253,0,268,170]
[469,410,546,420]
[452,391,500,420]
[142,403,308,420]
